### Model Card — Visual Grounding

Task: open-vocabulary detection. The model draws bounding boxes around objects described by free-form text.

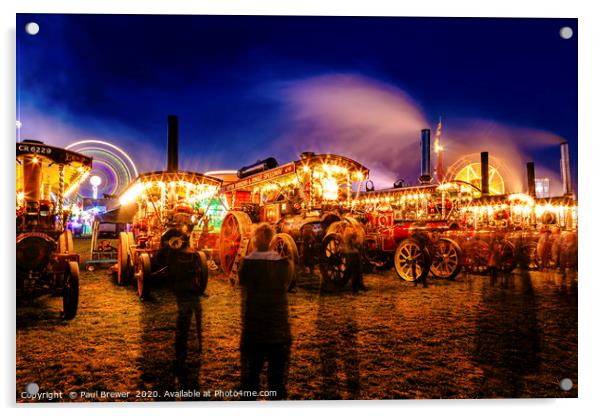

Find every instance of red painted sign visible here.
[223,163,296,192]
[16,232,55,244]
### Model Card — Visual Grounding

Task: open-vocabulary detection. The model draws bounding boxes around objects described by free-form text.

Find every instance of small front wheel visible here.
[430,238,463,280]
[117,232,131,285]
[135,253,152,300]
[319,233,350,286]
[463,240,490,275]
[63,261,80,320]
[193,251,209,295]
[394,238,431,282]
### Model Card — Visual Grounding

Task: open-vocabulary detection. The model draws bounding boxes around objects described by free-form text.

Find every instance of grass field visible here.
[16,238,578,401]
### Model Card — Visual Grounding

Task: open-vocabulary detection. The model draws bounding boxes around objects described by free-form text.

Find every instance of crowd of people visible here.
[169,222,353,400]
[166,221,576,400]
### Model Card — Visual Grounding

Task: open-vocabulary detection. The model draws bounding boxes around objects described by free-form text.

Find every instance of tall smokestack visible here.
[419,129,432,184]
[526,162,536,197]
[560,141,573,196]
[480,151,489,195]
[167,115,179,172]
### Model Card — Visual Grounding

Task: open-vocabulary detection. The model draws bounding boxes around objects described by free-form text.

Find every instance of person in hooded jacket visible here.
[239,223,292,400]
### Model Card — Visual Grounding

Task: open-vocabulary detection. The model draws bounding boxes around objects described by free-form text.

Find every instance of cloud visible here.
[271,73,570,194]
[18,71,573,197]
[17,103,163,174]
[442,119,566,193]
[269,74,428,188]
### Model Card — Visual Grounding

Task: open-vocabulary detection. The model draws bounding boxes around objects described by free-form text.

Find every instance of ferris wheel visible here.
[453,162,505,195]
[65,139,138,199]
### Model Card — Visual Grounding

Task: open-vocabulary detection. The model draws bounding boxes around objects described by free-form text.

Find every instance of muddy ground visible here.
[16,238,578,401]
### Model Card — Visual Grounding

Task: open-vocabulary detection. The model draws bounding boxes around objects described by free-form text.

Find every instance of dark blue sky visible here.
[16,14,577,193]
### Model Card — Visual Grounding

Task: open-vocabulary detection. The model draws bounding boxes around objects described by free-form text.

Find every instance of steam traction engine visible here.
[355,180,476,282]
[116,116,222,299]
[16,140,92,319]
[218,153,369,287]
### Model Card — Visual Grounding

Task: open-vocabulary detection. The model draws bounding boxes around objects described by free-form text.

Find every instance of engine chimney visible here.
[419,129,432,184]
[480,151,489,195]
[526,162,536,197]
[167,115,179,172]
[560,141,573,196]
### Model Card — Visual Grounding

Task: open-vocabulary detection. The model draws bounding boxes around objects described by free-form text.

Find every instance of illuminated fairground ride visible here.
[65,139,139,236]
[16,140,92,319]
[116,116,222,299]
[65,139,138,199]
[218,152,369,287]
[451,161,505,195]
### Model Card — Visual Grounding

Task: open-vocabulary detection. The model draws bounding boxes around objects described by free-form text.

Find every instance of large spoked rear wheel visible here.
[63,261,80,320]
[193,251,209,295]
[319,233,350,286]
[394,238,431,282]
[219,211,253,275]
[430,238,463,280]
[117,232,133,285]
[270,233,299,290]
[135,253,152,300]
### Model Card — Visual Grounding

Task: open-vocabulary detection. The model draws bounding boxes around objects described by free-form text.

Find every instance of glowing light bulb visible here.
[90,175,102,187]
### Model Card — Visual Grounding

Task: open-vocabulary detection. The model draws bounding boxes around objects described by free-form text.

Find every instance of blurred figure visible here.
[550,226,562,267]
[301,224,318,275]
[537,226,562,269]
[488,233,503,280]
[239,223,292,400]
[169,242,204,388]
[536,229,552,269]
[514,233,531,270]
[342,227,367,293]
[138,237,203,396]
[558,231,578,271]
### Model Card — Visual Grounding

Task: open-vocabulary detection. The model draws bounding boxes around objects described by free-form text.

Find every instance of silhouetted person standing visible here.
[239,223,292,400]
[162,235,203,388]
[301,225,318,276]
[342,228,366,293]
[488,232,505,280]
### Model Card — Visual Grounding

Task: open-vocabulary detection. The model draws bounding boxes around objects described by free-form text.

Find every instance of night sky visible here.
[16,14,577,194]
